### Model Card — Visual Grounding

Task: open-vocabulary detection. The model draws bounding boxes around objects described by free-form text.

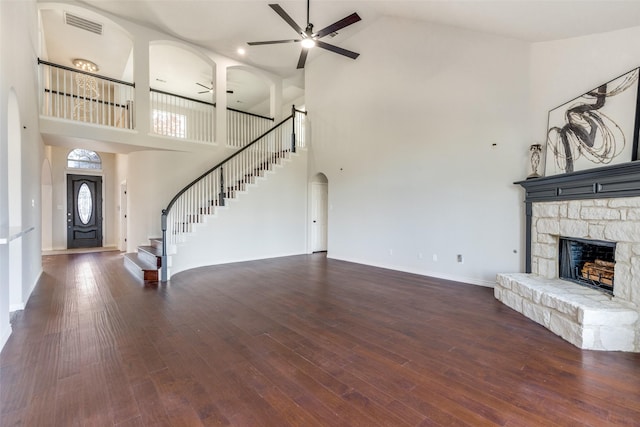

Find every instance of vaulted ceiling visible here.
[40,0,640,114]
[75,0,640,76]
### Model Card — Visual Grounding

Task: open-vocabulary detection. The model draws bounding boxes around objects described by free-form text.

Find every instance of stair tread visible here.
[123,252,158,271]
[138,245,162,257]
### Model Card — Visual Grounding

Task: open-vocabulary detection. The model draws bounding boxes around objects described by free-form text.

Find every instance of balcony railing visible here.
[150,89,215,143]
[150,89,275,147]
[39,60,279,147]
[38,59,134,129]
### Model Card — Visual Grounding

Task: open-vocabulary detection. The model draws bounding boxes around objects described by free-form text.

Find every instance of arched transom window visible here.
[67,148,102,170]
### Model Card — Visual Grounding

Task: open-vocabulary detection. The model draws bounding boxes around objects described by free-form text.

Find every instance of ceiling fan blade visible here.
[314,13,361,39]
[296,49,309,69]
[269,4,304,35]
[247,39,300,46]
[196,82,211,89]
[315,40,359,60]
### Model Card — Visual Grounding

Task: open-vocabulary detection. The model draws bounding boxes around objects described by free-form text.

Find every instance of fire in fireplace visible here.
[559,237,616,295]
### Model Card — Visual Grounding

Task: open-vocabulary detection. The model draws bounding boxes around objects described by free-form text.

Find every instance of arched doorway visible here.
[65,149,103,249]
[310,173,328,253]
[8,89,23,310]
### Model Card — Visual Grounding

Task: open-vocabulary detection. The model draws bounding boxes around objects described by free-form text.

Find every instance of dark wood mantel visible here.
[515,161,640,272]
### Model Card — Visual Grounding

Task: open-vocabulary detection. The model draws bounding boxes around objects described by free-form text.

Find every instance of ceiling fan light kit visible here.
[300,38,316,49]
[247,0,361,69]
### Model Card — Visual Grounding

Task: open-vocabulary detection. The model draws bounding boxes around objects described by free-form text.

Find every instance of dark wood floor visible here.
[1,253,640,426]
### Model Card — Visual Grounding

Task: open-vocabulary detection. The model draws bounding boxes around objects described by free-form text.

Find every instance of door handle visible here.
[313,220,317,223]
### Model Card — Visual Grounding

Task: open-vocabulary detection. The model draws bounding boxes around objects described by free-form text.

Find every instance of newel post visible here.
[161,209,168,282]
[219,167,226,207]
[291,104,296,153]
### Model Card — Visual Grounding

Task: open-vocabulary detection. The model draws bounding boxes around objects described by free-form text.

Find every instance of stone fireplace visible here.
[495,162,640,352]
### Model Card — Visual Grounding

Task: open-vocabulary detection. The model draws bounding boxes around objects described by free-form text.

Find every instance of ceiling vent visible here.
[64,12,103,35]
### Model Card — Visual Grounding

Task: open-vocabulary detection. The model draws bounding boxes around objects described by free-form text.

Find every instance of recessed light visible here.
[237,47,246,55]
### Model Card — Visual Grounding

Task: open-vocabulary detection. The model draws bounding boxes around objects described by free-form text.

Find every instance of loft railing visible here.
[160,106,307,281]
[39,60,277,146]
[150,89,215,143]
[149,89,274,146]
[38,59,134,129]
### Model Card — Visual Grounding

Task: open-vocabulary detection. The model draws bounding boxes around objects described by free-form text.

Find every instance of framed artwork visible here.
[544,68,640,176]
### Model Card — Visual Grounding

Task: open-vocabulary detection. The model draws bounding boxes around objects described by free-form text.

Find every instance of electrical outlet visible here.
[432,254,438,262]
[418,253,423,259]
[389,249,393,256]
[457,254,463,263]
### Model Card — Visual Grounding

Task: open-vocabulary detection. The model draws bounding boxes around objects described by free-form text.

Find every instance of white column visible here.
[132,36,150,135]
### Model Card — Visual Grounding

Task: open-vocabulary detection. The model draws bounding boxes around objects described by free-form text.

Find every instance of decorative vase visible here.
[528,144,542,179]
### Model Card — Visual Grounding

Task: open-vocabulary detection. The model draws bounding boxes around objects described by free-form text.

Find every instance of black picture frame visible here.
[544,68,640,176]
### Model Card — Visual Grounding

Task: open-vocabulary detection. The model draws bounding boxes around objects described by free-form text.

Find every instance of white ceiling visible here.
[40,0,640,114]
[73,0,640,75]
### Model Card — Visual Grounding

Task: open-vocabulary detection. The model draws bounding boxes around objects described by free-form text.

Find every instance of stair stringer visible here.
[166,150,308,279]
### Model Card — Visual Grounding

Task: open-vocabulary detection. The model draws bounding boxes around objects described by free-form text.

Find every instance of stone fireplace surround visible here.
[495,162,640,352]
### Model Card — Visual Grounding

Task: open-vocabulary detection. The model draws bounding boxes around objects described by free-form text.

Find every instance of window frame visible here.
[67,148,102,171]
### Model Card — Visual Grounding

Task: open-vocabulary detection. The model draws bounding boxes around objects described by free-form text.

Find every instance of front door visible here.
[67,174,103,249]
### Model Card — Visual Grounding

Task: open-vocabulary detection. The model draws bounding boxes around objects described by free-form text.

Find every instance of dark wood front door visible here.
[67,174,103,249]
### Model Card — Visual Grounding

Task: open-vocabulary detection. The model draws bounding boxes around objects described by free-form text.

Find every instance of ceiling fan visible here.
[247,0,361,69]
[196,82,234,95]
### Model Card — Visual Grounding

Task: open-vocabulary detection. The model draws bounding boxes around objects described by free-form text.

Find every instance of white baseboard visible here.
[0,322,11,352]
[326,255,495,288]
[9,303,25,312]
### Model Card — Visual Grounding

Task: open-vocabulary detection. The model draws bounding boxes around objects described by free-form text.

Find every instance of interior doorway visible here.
[310,173,328,253]
[120,181,127,251]
[67,174,103,248]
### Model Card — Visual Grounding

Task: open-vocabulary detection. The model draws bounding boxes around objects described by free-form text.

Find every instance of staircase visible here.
[123,238,162,281]
[124,107,307,282]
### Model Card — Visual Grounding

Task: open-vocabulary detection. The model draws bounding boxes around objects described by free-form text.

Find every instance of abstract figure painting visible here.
[545,68,640,176]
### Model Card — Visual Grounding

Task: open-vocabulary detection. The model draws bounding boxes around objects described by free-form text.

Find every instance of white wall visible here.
[169,151,308,277]
[530,25,640,169]
[306,16,532,286]
[0,0,43,348]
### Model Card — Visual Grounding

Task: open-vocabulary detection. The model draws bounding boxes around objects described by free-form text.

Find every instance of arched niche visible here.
[38,4,134,82]
[149,41,216,102]
[227,66,275,117]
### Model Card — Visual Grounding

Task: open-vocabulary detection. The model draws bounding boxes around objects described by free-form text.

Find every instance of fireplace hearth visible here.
[559,237,615,295]
[495,162,640,352]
